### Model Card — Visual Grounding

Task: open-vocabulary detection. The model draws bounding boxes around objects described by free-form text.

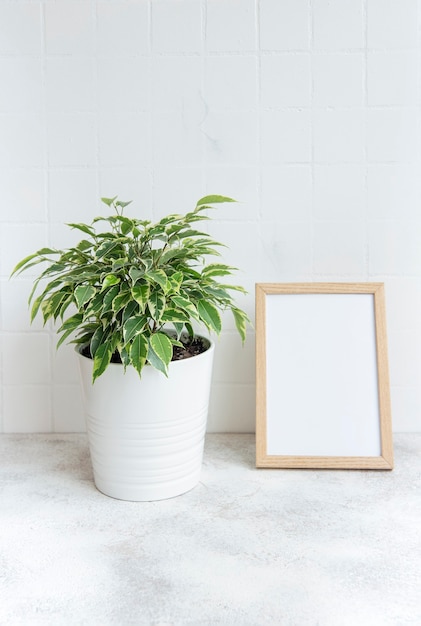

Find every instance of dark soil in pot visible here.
[80,333,210,363]
[171,335,209,361]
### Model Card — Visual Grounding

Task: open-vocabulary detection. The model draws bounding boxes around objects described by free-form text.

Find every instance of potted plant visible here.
[12,195,250,501]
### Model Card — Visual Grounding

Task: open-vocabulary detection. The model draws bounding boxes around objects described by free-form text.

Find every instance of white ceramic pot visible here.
[76,336,214,501]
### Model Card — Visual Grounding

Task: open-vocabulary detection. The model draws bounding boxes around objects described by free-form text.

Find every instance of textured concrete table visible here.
[0,433,420,625]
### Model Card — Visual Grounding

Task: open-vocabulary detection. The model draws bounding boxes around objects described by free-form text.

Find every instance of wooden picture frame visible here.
[255,283,393,470]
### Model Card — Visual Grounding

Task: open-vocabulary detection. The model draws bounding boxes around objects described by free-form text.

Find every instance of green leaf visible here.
[167,335,183,348]
[195,195,236,208]
[34,247,58,256]
[92,342,113,382]
[122,301,139,323]
[145,269,170,292]
[115,200,132,209]
[232,308,249,344]
[119,218,133,235]
[149,332,173,363]
[112,289,132,314]
[74,285,96,309]
[168,271,183,292]
[161,308,189,323]
[111,258,128,271]
[172,322,184,339]
[147,344,168,377]
[40,299,52,324]
[101,196,118,207]
[185,246,222,259]
[58,312,84,333]
[57,294,74,320]
[76,239,93,252]
[30,293,45,323]
[101,284,121,313]
[49,290,71,320]
[96,241,120,260]
[147,224,167,240]
[148,291,165,321]
[38,291,66,322]
[56,313,84,349]
[67,222,96,237]
[10,250,55,277]
[90,326,106,357]
[129,267,145,284]
[120,346,130,369]
[56,326,80,350]
[148,332,173,376]
[197,300,222,334]
[175,228,209,240]
[203,285,233,302]
[130,334,148,376]
[184,212,210,224]
[72,332,94,347]
[170,295,199,320]
[123,315,147,344]
[131,283,150,312]
[85,292,104,316]
[202,263,237,278]
[219,283,248,293]
[101,274,120,292]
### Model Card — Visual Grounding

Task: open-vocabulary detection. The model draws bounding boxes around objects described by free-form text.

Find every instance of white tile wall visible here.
[206,0,256,53]
[261,165,312,221]
[0,0,420,434]
[2,334,51,386]
[367,52,418,107]
[204,111,259,165]
[45,58,95,112]
[367,0,418,49]
[259,0,310,51]
[44,2,94,56]
[0,58,43,113]
[259,221,314,280]
[98,58,150,112]
[1,169,46,222]
[313,221,366,276]
[48,170,99,224]
[0,4,41,55]
[312,53,364,107]
[313,165,366,220]
[260,54,311,108]
[312,0,364,51]
[367,165,421,219]
[205,56,257,111]
[261,110,312,163]
[152,56,201,111]
[366,109,419,162]
[47,113,96,167]
[97,2,149,56]
[313,109,365,162]
[0,114,45,168]
[98,112,151,167]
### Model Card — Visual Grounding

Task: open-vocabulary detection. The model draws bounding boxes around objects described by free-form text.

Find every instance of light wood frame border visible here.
[255,283,394,470]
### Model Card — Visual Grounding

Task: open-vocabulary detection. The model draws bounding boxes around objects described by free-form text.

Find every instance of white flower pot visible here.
[76,337,215,501]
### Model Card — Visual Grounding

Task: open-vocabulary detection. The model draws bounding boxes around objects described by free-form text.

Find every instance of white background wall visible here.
[0,0,420,433]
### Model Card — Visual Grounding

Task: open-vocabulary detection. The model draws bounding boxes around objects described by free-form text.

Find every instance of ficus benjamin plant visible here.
[12,195,250,382]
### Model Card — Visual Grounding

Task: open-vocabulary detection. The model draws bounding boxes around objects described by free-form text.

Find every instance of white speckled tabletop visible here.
[0,433,420,625]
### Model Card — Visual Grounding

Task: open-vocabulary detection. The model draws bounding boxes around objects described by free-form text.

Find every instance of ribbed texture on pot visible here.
[77,339,214,501]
